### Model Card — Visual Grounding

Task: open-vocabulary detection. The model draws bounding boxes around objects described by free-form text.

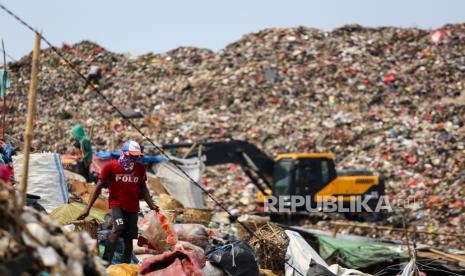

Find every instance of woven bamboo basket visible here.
[183,208,213,226]
[70,219,99,239]
[248,223,289,275]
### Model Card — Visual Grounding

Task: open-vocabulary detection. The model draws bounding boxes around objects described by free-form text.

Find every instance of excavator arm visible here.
[157,140,276,193]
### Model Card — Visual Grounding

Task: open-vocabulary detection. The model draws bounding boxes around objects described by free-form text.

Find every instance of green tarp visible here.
[318,235,408,269]
[0,69,11,98]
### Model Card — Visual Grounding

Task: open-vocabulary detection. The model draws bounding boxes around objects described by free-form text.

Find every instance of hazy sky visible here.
[0,0,464,61]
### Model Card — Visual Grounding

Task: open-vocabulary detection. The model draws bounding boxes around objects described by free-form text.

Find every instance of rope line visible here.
[0,2,304,275]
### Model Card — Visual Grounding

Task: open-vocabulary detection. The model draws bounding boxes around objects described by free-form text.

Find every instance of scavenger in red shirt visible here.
[100,159,146,212]
[78,140,158,264]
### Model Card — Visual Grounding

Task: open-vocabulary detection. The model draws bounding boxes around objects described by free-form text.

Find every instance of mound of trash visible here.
[5,24,465,247]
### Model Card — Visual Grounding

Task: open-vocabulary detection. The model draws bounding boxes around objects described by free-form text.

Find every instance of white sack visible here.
[284,230,328,276]
[154,157,205,209]
[13,153,68,212]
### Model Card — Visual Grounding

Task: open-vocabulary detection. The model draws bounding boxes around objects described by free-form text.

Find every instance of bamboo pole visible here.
[402,212,413,259]
[182,142,197,159]
[19,33,41,207]
[110,132,115,151]
[429,248,465,263]
[197,144,203,160]
[2,40,7,139]
[329,221,465,238]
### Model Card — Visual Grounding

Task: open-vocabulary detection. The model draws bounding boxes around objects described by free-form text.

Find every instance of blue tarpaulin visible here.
[94,152,166,164]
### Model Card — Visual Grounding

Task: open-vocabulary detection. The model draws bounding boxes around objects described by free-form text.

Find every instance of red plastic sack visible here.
[138,210,177,253]
[139,248,206,276]
[157,210,176,245]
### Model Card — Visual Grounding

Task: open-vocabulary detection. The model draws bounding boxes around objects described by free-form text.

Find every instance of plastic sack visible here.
[138,210,177,253]
[174,240,205,255]
[13,153,68,212]
[174,223,210,249]
[203,261,226,276]
[139,247,206,276]
[154,157,205,208]
[285,230,328,276]
[306,259,336,276]
[206,241,259,276]
[107,264,139,276]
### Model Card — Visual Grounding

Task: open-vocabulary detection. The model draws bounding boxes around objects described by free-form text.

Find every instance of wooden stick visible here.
[329,221,465,238]
[197,144,203,160]
[332,226,338,238]
[19,33,41,207]
[402,211,413,259]
[429,248,465,263]
[182,142,197,159]
[1,40,7,139]
[110,133,115,151]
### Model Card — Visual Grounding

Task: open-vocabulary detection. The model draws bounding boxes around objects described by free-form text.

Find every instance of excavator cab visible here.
[270,153,384,211]
[272,154,337,201]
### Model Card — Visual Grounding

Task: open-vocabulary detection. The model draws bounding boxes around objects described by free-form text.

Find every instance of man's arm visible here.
[141,182,159,211]
[77,180,104,220]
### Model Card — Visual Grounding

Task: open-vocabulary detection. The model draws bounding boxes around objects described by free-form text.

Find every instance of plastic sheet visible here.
[174,223,210,249]
[154,157,205,209]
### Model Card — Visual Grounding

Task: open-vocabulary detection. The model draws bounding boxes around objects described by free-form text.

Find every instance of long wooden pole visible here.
[2,40,7,139]
[19,33,41,207]
[429,248,465,263]
[329,221,465,238]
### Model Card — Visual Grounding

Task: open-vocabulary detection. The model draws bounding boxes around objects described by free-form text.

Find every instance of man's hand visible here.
[77,209,90,220]
[141,181,159,212]
[77,180,104,220]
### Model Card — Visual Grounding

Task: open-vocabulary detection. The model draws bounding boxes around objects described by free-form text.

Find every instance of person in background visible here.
[86,65,102,87]
[77,140,158,264]
[72,124,93,182]
[0,141,14,186]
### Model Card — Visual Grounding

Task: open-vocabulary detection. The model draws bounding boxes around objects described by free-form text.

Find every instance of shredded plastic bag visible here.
[107,263,139,276]
[138,210,177,253]
[174,223,210,249]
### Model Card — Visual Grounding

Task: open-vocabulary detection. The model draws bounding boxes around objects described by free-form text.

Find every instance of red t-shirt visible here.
[99,160,147,212]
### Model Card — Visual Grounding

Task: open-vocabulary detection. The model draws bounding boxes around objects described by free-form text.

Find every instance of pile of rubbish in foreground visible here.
[3,150,465,276]
[0,190,105,276]
[5,23,465,247]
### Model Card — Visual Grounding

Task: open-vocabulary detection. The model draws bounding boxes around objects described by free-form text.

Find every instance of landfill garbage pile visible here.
[0,191,106,276]
[5,24,465,247]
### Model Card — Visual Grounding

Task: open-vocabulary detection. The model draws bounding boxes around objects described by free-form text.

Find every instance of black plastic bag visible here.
[206,240,259,276]
[306,259,335,276]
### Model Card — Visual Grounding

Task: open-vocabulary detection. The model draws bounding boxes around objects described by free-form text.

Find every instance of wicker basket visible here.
[183,208,213,226]
[70,219,99,239]
[248,223,289,274]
